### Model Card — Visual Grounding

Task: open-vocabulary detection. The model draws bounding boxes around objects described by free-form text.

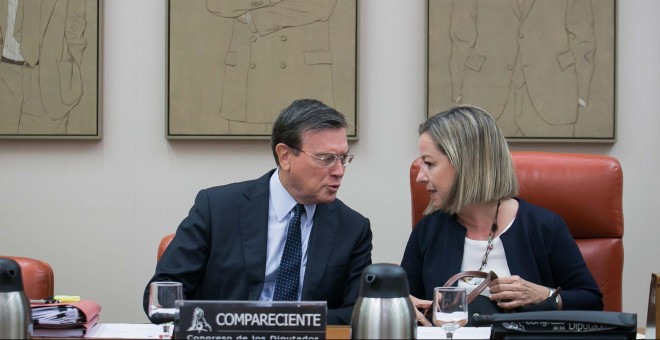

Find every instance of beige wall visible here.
[0,0,658,325]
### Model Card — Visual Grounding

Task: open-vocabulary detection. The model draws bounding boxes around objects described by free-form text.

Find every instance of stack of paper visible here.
[31,300,101,337]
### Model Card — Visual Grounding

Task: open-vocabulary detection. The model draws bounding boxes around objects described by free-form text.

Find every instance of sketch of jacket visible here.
[207,0,338,124]
[449,0,595,125]
[0,0,87,121]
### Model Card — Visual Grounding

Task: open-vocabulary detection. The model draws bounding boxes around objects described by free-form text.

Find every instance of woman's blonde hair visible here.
[419,105,519,215]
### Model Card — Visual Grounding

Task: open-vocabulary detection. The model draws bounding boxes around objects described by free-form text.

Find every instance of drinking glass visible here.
[148,281,183,338]
[432,287,468,340]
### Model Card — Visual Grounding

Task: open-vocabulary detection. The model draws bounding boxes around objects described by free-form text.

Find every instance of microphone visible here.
[471,314,496,327]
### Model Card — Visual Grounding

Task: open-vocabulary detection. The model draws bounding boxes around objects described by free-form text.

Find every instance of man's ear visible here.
[275,143,292,171]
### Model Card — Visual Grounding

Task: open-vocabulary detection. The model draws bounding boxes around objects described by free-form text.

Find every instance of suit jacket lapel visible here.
[238,171,272,300]
[301,202,337,300]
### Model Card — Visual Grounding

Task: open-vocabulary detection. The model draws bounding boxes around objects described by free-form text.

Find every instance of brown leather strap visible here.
[443,271,498,304]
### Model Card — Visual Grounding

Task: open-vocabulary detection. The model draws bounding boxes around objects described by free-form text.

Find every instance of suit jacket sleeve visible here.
[400,226,425,298]
[502,201,603,310]
[400,213,465,300]
[549,215,603,310]
[143,189,214,315]
[327,216,372,324]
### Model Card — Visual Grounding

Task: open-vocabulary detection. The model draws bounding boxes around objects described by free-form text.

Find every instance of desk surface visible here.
[33,324,646,339]
[33,325,454,340]
[32,324,490,339]
[327,325,350,339]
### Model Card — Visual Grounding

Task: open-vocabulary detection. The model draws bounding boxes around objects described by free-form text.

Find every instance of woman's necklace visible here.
[463,200,501,284]
[477,199,501,271]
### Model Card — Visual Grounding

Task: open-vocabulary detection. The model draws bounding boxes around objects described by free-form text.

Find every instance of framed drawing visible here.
[428,0,616,142]
[0,0,101,139]
[167,0,358,139]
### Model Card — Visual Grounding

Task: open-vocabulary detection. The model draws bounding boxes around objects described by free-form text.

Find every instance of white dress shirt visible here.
[258,169,316,301]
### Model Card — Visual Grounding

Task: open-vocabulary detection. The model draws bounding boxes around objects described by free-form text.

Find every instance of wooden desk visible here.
[33,325,645,339]
[34,325,352,340]
[327,325,350,339]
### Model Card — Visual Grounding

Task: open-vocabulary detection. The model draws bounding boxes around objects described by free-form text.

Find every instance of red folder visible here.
[31,300,101,337]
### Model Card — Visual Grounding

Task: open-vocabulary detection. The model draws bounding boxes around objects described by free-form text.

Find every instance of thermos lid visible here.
[0,258,25,293]
[358,263,410,298]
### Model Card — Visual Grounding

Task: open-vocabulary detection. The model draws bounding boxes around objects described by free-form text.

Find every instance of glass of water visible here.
[432,287,468,340]
[148,281,182,337]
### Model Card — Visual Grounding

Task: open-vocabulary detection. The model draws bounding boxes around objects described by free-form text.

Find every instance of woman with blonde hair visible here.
[402,105,602,326]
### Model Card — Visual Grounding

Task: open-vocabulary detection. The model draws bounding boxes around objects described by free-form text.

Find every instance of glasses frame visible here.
[288,146,354,167]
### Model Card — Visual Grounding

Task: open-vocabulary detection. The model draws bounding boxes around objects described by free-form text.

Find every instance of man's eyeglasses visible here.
[288,146,354,167]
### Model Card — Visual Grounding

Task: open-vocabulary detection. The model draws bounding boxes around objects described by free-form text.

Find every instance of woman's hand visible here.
[488,275,551,310]
[409,295,432,326]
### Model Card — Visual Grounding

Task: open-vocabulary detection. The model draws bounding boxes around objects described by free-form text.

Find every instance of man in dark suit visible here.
[143,99,372,325]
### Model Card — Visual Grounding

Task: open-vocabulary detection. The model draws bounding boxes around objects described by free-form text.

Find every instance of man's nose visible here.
[329,159,346,176]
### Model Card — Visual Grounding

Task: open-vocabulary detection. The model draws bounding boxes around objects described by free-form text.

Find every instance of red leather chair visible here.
[409,152,624,312]
[0,256,54,299]
[157,234,175,262]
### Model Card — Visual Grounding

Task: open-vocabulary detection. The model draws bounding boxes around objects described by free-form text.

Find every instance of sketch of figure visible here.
[207,0,338,132]
[0,0,87,135]
[449,0,595,137]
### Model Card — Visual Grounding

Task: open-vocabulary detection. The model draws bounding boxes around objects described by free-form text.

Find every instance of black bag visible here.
[442,271,559,326]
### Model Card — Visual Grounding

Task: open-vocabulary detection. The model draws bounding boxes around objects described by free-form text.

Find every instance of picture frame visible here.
[167,0,358,139]
[0,0,101,139]
[427,0,616,142]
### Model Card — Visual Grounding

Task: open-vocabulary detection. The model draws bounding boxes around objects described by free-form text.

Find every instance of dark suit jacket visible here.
[143,170,373,325]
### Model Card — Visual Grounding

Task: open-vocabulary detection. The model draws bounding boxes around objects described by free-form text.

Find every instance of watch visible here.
[548,287,560,303]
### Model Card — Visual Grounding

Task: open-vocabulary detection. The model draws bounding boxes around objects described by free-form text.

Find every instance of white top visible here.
[458,219,515,297]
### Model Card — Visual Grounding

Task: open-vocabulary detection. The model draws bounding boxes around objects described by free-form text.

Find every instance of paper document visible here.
[33,305,81,325]
[417,326,491,339]
[84,323,173,339]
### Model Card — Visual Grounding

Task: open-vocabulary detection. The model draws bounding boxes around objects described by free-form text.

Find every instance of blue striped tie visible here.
[273,204,304,301]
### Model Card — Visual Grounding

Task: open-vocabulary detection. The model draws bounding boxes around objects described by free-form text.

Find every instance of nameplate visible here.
[175,300,327,340]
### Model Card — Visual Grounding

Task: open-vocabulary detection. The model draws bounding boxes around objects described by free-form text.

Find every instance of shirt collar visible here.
[269,168,316,222]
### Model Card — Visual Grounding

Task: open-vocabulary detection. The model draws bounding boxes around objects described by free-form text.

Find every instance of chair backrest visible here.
[157,234,175,262]
[409,152,624,311]
[0,256,54,299]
